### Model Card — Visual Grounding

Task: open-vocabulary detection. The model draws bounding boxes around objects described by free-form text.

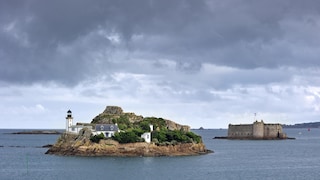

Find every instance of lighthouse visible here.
[66,110,73,132]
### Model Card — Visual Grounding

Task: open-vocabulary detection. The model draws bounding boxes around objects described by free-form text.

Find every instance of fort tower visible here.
[253,120,264,139]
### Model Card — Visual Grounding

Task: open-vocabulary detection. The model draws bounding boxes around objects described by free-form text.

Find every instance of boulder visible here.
[165,119,190,132]
[91,106,143,124]
[103,106,123,115]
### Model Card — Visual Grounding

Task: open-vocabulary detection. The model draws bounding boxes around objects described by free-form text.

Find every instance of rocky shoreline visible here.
[46,132,212,157]
[46,140,212,157]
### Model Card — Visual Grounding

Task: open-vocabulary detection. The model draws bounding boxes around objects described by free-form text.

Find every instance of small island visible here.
[46,106,212,156]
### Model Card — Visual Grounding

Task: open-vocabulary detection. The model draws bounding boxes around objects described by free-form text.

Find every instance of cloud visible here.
[1,0,320,85]
[0,0,320,128]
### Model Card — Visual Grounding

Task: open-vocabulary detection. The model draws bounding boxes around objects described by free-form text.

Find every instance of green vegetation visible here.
[111,117,202,144]
[90,133,105,143]
[112,130,145,143]
[152,130,202,145]
[91,114,116,124]
[112,115,132,130]
[90,115,202,145]
[138,117,166,130]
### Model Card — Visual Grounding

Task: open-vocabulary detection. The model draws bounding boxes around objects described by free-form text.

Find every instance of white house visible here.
[141,125,153,143]
[92,124,119,137]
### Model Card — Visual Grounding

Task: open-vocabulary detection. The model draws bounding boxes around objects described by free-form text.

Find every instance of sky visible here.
[1,0,320,129]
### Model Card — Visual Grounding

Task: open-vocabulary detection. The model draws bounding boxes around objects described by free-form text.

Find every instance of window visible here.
[100,125,104,131]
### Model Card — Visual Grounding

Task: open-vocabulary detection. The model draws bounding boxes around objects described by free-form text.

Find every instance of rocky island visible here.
[46,106,212,156]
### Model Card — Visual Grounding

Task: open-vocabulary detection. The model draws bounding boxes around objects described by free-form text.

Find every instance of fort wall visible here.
[264,124,286,138]
[228,124,253,138]
[227,121,286,139]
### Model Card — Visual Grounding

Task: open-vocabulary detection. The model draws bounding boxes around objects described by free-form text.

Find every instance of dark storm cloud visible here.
[1,0,320,85]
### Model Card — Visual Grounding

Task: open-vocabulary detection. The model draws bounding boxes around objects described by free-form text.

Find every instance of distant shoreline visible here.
[283,122,320,129]
[10,130,62,135]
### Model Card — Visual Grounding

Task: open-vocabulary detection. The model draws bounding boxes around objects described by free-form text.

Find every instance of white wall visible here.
[141,132,151,143]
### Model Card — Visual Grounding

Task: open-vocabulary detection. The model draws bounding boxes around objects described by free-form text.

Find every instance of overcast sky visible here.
[1,0,320,129]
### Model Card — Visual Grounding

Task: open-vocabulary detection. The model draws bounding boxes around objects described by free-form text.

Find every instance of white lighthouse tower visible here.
[66,110,73,132]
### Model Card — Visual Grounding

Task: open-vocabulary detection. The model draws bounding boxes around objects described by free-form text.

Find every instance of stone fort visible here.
[228,120,287,139]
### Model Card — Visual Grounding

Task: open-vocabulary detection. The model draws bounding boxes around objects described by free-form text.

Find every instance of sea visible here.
[0,128,320,180]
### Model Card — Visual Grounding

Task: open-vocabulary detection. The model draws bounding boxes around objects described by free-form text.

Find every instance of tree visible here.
[151,129,202,144]
[186,132,201,143]
[112,131,144,144]
[152,130,167,143]
[139,121,151,132]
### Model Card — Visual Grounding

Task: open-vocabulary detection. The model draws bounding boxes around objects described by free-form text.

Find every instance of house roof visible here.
[95,124,118,131]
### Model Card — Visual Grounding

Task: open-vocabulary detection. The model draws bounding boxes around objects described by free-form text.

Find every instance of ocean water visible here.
[0,128,320,180]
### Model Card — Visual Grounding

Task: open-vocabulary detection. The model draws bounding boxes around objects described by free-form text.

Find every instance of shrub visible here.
[186,132,202,143]
[113,115,132,130]
[118,124,127,130]
[110,115,203,144]
[152,130,167,143]
[90,133,105,143]
[151,129,202,144]
[112,130,142,144]
[132,128,144,136]
[141,117,166,130]
[139,121,151,132]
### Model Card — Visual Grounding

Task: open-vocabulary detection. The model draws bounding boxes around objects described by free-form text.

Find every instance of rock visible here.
[103,106,123,115]
[165,119,190,132]
[42,144,53,148]
[76,128,92,140]
[46,139,211,156]
[91,106,144,124]
[92,107,189,131]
